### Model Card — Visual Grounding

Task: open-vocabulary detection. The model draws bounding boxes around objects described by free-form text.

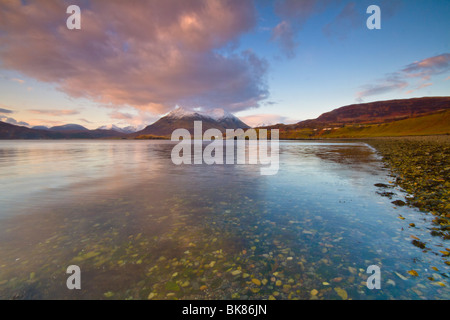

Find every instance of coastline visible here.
[365,136,450,244]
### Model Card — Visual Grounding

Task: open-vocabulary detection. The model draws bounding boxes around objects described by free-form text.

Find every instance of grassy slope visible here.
[276,109,450,139]
[320,109,450,138]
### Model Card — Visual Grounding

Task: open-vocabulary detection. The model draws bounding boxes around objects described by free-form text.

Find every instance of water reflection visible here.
[0,141,448,299]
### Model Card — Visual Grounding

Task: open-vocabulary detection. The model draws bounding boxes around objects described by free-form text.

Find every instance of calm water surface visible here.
[0,140,448,299]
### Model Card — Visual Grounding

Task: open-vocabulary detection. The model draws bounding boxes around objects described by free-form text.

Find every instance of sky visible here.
[0,0,449,129]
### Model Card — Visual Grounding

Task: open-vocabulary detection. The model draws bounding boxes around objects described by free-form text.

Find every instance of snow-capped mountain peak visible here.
[208,108,235,121]
[167,107,237,121]
[97,124,139,134]
[166,107,201,119]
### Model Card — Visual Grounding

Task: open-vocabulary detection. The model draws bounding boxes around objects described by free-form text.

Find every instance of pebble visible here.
[334,287,348,300]
[387,279,396,286]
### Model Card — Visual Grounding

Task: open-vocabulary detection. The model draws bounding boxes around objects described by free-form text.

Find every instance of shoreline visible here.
[364,136,450,244]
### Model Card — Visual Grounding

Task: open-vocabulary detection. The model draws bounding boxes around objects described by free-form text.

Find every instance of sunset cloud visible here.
[0,106,14,114]
[109,110,159,127]
[357,53,450,101]
[109,111,135,121]
[0,0,267,115]
[29,109,80,116]
[78,118,93,124]
[240,113,300,127]
[402,53,450,79]
[405,82,433,95]
[11,78,24,84]
[357,75,408,102]
[0,115,29,127]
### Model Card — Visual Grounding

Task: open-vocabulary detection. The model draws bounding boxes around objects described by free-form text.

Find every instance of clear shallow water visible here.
[0,140,448,299]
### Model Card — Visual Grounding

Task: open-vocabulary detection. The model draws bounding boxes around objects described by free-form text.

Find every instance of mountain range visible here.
[260,96,450,139]
[0,122,124,139]
[0,97,449,139]
[131,108,250,138]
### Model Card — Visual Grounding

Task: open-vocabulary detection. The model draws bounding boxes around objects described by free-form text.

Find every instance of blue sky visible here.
[0,0,449,128]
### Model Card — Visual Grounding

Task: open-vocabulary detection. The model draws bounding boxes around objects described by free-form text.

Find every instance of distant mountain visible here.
[132,108,250,138]
[260,96,450,139]
[267,97,450,131]
[1,121,64,139]
[97,124,139,134]
[31,125,50,130]
[49,124,89,132]
[0,121,125,139]
[3,97,449,139]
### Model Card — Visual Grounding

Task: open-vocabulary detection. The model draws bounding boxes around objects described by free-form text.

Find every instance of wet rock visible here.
[412,240,426,249]
[374,183,391,188]
[392,200,406,207]
[334,287,348,300]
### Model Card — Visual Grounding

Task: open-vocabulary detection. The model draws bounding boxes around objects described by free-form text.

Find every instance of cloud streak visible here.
[0,107,14,114]
[29,109,80,116]
[357,53,450,101]
[0,115,29,127]
[0,0,268,114]
[271,0,335,58]
[324,0,402,40]
[323,2,359,40]
[402,53,450,79]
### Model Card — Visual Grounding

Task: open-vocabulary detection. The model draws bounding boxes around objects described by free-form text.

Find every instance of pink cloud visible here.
[402,54,450,78]
[357,53,449,101]
[240,113,299,127]
[357,75,408,101]
[271,21,298,59]
[271,0,336,58]
[0,0,267,114]
[29,109,80,116]
[323,2,359,40]
[0,115,30,127]
[405,82,433,95]
[109,110,159,127]
[11,78,24,84]
[0,105,14,114]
